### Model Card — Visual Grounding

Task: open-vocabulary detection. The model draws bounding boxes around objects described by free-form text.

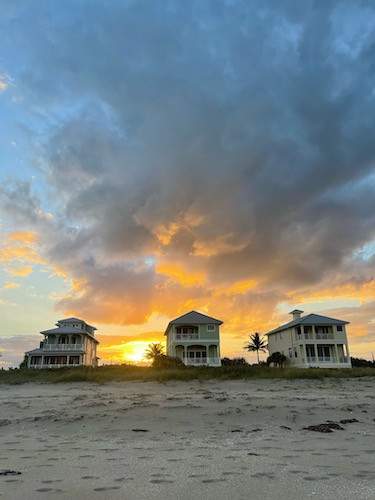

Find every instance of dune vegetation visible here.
[0,364,374,384]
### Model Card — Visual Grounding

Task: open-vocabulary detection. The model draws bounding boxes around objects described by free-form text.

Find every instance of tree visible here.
[144,343,164,362]
[267,352,287,368]
[244,332,267,363]
[19,355,28,369]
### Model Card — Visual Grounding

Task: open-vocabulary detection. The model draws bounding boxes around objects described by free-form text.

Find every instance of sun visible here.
[121,341,152,363]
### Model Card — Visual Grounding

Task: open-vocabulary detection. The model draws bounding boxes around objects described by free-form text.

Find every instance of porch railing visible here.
[316,333,334,340]
[175,333,199,340]
[42,344,83,351]
[183,357,221,366]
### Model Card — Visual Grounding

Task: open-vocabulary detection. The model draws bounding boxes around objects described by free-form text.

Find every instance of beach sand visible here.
[0,377,374,499]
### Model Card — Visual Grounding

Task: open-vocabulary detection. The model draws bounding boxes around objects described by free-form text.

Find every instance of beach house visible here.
[25,317,99,368]
[266,310,352,368]
[165,311,222,366]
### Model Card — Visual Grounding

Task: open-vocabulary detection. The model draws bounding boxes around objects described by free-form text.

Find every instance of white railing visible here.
[316,333,334,340]
[42,344,83,351]
[183,357,221,366]
[318,356,332,362]
[175,334,199,340]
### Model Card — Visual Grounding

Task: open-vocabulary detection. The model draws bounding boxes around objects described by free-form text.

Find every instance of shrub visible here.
[221,357,249,366]
[267,352,287,367]
[351,357,375,368]
[152,354,185,369]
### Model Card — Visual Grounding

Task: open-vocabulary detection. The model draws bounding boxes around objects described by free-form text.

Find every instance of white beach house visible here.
[25,317,99,368]
[266,309,351,368]
[165,311,222,366]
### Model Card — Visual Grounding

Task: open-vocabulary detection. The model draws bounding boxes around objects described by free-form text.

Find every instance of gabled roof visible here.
[266,313,349,336]
[41,326,86,335]
[165,310,223,335]
[40,326,99,343]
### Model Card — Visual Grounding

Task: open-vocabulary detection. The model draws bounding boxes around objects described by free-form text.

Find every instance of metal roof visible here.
[40,326,99,343]
[165,310,223,335]
[41,326,85,334]
[266,313,349,336]
[57,317,97,330]
[26,347,84,355]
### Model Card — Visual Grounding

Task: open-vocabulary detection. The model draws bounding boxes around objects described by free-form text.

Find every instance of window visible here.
[288,348,293,358]
[337,325,343,332]
[183,327,188,334]
[304,326,312,334]
[305,344,316,358]
[207,324,215,331]
[294,348,298,358]
[176,327,181,334]
[316,326,331,334]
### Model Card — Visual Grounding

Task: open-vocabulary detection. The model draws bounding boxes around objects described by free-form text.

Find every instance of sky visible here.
[1,0,375,367]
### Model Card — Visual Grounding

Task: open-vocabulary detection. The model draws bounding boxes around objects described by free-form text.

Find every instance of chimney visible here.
[290,309,303,321]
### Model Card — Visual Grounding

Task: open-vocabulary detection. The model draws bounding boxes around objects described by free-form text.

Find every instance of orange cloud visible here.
[3,282,20,289]
[156,261,205,286]
[7,265,33,277]
[289,279,375,305]
[8,231,38,244]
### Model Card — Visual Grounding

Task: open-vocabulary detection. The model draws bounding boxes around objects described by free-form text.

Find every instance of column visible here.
[345,341,350,362]
[334,344,338,363]
[184,345,187,364]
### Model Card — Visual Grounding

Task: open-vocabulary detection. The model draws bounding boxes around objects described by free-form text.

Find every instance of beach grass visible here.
[0,364,374,384]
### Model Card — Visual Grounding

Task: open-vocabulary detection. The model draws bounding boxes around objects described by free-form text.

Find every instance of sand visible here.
[0,377,374,499]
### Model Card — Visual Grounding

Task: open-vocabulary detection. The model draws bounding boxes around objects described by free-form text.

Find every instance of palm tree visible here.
[244,332,267,364]
[145,342,164,362]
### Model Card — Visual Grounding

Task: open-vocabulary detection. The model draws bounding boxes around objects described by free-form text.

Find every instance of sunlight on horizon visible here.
[120,340,153,363]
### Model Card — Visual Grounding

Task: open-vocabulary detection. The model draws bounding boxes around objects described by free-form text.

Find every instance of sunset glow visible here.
[120,341,151,364]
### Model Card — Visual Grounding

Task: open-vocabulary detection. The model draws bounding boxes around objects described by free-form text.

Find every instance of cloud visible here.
[6,265,33,277]
[0,335,40,368]
[3,281,20,289]
[0,74,8,92]
[1,1,375,357]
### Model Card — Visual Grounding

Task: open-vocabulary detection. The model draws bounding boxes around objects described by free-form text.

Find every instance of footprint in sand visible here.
[93,486,121,491]
[35,488,63,493]
[149,479,174,484]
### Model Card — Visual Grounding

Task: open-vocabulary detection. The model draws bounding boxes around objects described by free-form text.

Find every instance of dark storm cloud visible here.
[2,0,375,325]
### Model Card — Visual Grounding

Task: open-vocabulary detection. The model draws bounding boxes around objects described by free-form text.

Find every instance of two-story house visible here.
[25,317,99,368]
[165,311,222,366]
[266,309,351,368]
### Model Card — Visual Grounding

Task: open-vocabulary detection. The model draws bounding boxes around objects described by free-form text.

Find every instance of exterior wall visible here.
[166,323,221,366]
[268,324,352,368]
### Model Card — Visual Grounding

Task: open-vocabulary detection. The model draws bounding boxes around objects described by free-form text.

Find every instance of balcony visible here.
[316,333,334,340]
[175,333,199,340]
[42,344,83,351]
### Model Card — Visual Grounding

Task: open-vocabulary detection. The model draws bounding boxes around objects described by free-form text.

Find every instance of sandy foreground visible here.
[0,378,374,500]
